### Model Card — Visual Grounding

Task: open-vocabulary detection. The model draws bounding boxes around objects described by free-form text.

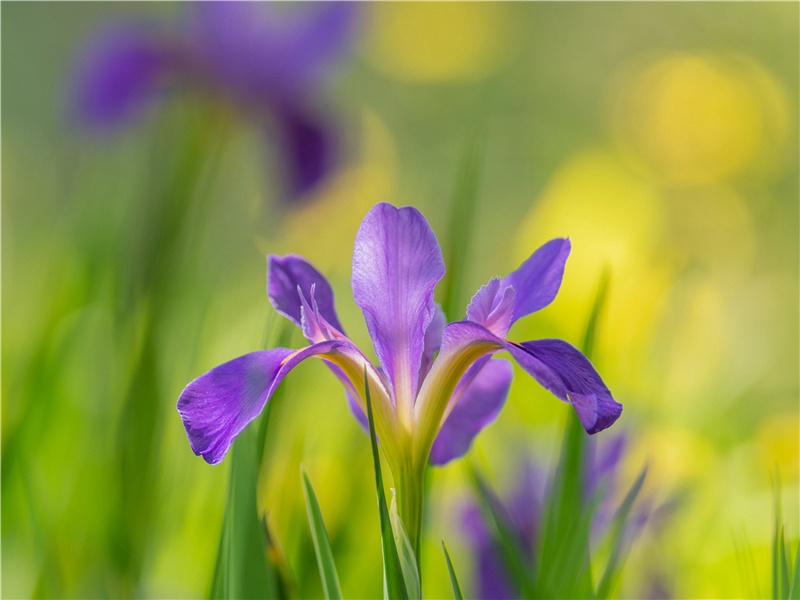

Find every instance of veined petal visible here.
[417,303,446,391]
[72,23,169,129]
[466,278,516,338]
[429,359,513,466]
[414,321,621,466]
[501,238,571,323]
[178,340,396,465]
[352,203,445,412]
[505,340,622,434]
[268,254,344,336]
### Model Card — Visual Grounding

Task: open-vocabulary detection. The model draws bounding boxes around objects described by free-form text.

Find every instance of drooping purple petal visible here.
[268,254,344,334]
[432,321,621,435]
[351,203,445,403]
[430,359,513,465]
[72,23,170,129]
[273,107,338,202]
[178,344,329,464]
[501,238,571,323]
[505,339,622,434]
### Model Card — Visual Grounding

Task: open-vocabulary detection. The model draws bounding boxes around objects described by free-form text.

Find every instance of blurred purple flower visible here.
[464,435,653,599]
[72,2,358,202]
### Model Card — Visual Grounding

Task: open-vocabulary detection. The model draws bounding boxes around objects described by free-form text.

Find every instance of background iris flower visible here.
[463,435,655,599]
[177,202,622,555]
[72,2,357,201]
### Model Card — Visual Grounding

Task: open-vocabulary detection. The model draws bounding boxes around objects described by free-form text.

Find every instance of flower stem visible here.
[396,460,426,573]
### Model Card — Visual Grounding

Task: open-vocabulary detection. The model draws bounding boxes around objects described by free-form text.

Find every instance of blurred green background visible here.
[3,2,798,598]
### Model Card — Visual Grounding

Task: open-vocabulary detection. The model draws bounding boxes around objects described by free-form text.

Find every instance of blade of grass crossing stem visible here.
[469,466,534,596]
[390,494,422,599]
[774,475,784,599]
[536,271,610,594]
[595,467,648,600]
[301,468,343,599]
[208,424,282,599]
[364,368,409,599]
[442,542,464,600]
[440,135,484,322]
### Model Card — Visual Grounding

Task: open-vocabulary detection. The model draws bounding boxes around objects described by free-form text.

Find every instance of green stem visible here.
[395,460,426,574]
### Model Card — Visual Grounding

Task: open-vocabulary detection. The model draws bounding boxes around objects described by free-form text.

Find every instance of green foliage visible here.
[208,423,288,600]
[364,369,411,599]
[441,541,464,600]
[301,468,343,600]
[772,476,800,600]
[440,136,485,322]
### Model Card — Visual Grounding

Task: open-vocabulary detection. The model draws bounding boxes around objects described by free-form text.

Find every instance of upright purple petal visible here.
[506,339,622,434]
[466,278,516,337]
[273,107,338,202]
[417,304,446,390]
[268,254,344,334]
[501,238,571,323]
[430,359,513,465]
[351,203,445,403]
[72,23,170,129]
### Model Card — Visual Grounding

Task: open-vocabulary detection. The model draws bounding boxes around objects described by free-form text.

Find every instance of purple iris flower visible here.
[72,2,357,201]
[177,203,622,546]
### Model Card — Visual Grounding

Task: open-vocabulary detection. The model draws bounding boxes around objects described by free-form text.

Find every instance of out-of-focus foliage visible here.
[2,2,797,599]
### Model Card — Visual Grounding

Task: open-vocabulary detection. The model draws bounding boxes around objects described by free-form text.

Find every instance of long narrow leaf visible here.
[301,468,343,600]
[208,423,284,599]
[469,466,534,596]
[789,542,800,600]
[442,541,464,600]
[536,271,610,595]
[390,494,422,599]
[595,467,648,599]
[365,369,409,599]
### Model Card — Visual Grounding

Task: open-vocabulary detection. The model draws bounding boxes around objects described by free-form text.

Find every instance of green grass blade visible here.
[365,369,409,599]
[789,542,800,600]
[208,422,284,599]
[442,541,465,600]
[390,494,422,599]
[440,135,485,322]
[536,271,610,596]
[469,466,534,596]
[773,474,784,599]
[781,527,791,600]
[301,468,343,600]
[596,467,648,599]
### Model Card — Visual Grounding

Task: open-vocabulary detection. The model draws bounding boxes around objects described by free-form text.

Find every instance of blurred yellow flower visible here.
[611,53,792,186]
[361,3,510,82]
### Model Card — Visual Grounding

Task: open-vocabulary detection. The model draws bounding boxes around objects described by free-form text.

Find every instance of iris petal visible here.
[351,203,445,408]
[429,359,513,465]
[506,339,622,434]
[268,254,345,335]
[178,339,396,465]
[72,23,168,129]
[501,237,571,323]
